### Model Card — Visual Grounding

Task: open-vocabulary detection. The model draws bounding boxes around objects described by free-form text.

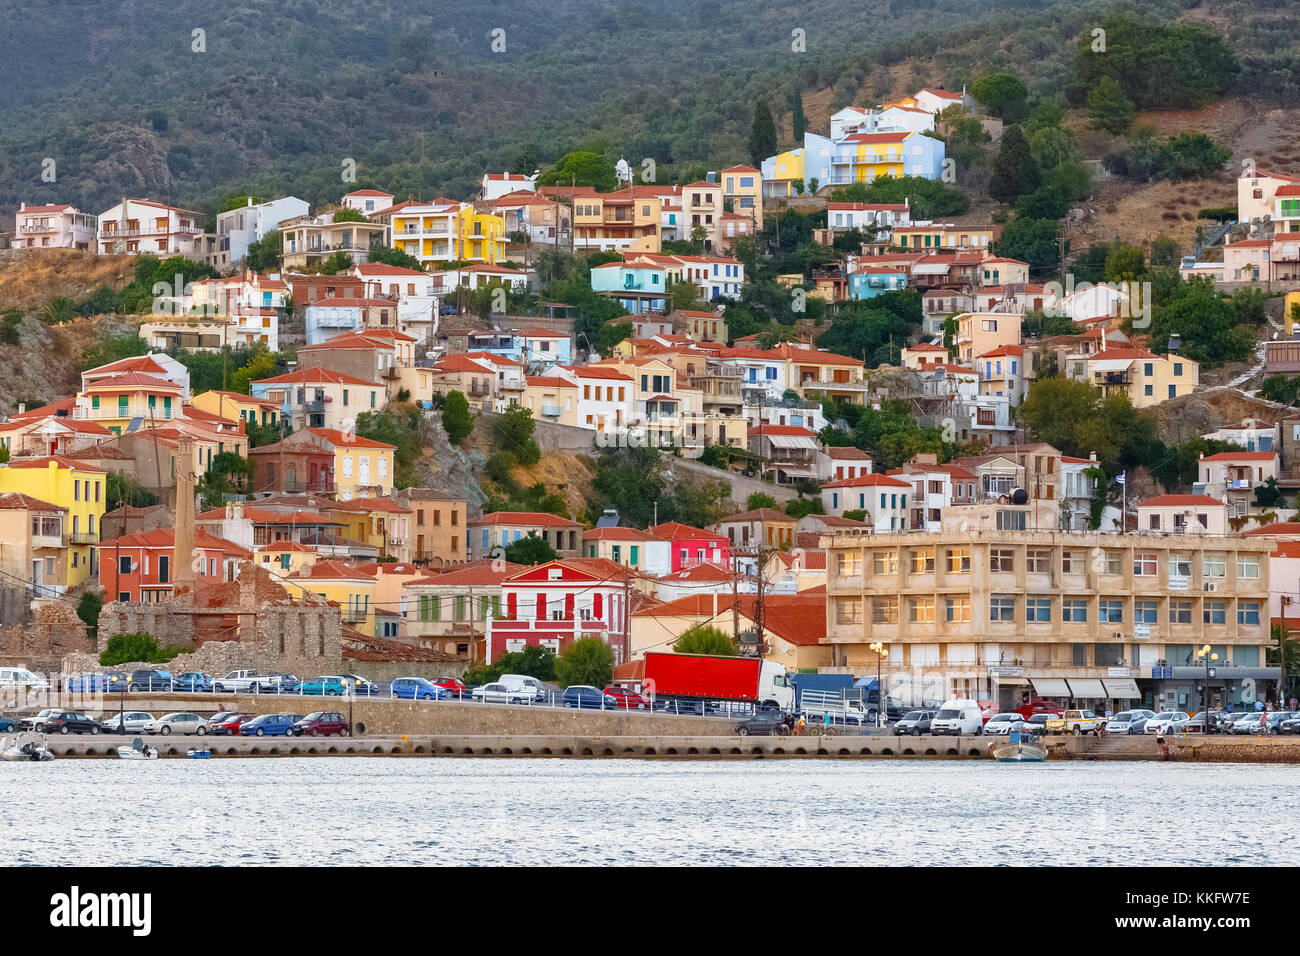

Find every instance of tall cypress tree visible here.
[789,89,807,142]
[988,126,1041,205]
[749,101,778,167]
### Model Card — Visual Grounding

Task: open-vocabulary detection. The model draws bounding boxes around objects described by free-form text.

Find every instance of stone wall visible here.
[0,601,94,673]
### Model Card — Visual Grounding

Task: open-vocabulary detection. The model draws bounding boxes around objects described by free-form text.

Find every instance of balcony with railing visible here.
[69,532,99,545]
[541,404,564,417]
[80,402,175,421]
[341,607,370,624]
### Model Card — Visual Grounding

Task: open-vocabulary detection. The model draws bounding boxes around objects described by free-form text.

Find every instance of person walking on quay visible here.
[1155,730,1170,760]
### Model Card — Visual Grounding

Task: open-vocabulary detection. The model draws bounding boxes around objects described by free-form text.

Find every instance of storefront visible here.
[1145,665,1281,713]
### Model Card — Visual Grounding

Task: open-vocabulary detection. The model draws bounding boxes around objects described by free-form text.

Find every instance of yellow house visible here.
[286,558,377,635]
[844,131,912,181]
[324,496,412,560]
[766,147,806,197]
[190,391,281,431]
[1071,347,1199,408]
[307,428,397,500]
[255,541,318,578]
[523,375,579,426]
[80,371,187,435]
[721,165,764,229]
[0,456,107,585]
[455,205,506,264]
[1285,290,1300,335]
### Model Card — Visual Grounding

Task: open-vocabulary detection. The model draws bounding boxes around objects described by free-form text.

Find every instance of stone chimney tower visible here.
[173,436,198,597]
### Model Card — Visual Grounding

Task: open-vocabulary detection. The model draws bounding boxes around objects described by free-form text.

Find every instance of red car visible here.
[294,711,350,737]
[1013,699,1065,721]
[212,713,254,736]
[431,677,467,697]
[603,685,650,710]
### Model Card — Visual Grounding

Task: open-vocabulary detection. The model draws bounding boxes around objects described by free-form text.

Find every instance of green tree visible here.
[319,251,353,275]
[1104,241,1146,282]
[1086,76,1136,135]
[100,632,178,666]
[442,390,473,445]
[1150,236,1181,267]
[503,533,559,565]
[538,150,618,192]
[789,88,807,142]
[988,126,1040,204]
[673,624,738,656]
[747,492,777,510]
[991,217,1059,276]
[555,636,614,689]
[38,297,76,325]
[748,100,777,167]
[244,229,282,272]
[1148,278,1254,365]
[463,645,558,686]
[105,472,159,510]
[971,72,1029,123]
[366,245,424,271]
[332,207,368,223]
[785,497,824,519]
[1155,132,1232,181]
[77,591,103,643]
[492,405,541,465]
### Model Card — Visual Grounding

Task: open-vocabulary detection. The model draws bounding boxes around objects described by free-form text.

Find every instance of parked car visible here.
[0,667,50,692]
[735,709,792,736]
[431,677,467,697]
[562,685,618,709]
[204,712,238,733]
[603,685,650,710]
[894,709,937,736]
[0,715,20,733]
[1244,711,1298,735]
[1144,712,1190,734]
[1044,710,1107,735]
[473,682,531,704]
[65,673,111,693]
[144,713,206,735]
[211,713,255,736]
[983,713,1026,736]
[1106,710,1156,735]
[100,711,155,734]
[22,709,60,730]
[298,676,348,697]
[390,677,448,700]
[212,670,275,694]
[338,674,382,697]
[1022,713,1056,735]
[930,699,984,735]
[172,672,213,693]
[1279,714,1300,735]
[38,712,100,735]
[498,674,547,701]
[239,714,298,737]
[267,673,300,694]
[294,712,350,737]
[128,669,176,692]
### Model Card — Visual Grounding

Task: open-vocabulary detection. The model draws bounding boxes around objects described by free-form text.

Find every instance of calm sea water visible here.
[2,758,1294,866]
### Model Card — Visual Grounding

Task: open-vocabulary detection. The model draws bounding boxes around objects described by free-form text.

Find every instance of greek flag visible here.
[1116,472,1126,486]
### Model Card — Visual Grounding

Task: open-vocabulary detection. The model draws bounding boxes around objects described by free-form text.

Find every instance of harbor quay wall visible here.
[234,696,737,737]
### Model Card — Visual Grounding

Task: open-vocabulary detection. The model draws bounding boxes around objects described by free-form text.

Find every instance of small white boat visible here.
[116,737,159,760]
[185,748,211,759]
[1,732,55,762]
[990,731,1048,763]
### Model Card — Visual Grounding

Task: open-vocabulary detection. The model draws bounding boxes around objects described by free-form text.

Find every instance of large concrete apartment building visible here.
[822,514,1275,714]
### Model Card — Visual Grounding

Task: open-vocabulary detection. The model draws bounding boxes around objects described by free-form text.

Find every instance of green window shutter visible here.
[479,595,489,618]
[454,595,465,620]
[630,545,639,565]
[491,595,501,617]
[431,596,440,621]
[92,396,100,409]
[419,595,429,621]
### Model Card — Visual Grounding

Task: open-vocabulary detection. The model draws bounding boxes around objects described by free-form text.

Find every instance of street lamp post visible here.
[869,642,887,729]
[1196,644,1218,732]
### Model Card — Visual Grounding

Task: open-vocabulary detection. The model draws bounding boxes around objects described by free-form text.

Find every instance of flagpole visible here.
[1121,471,1126,533]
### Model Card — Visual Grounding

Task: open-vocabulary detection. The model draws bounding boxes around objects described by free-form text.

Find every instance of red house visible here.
[649,521,731,573]
[489,558,636,663]
[98,528,252,603]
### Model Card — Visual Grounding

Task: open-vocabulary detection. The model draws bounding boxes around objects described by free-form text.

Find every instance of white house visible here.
[211,196,310,270]
[340,189,395,215]
[97,198,203,256]
[559,365,635,432]
[1137,493,1229,536]
[819,473,913,529]
[480,172,538,201]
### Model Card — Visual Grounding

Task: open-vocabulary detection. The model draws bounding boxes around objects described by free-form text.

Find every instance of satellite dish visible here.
[1011,488,1029,505]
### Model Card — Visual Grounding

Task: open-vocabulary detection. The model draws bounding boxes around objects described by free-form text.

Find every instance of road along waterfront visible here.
[2,758,1295,866]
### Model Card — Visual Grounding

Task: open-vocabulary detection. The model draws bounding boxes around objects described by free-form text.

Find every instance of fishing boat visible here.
[116,737,159,760]
[1,732,55,762]
[990,730,1048,763]
[185,748,211,759]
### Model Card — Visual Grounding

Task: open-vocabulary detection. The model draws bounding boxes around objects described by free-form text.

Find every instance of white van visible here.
[0,668,49,691]
[497,674,546,701]
[930,698,984,736]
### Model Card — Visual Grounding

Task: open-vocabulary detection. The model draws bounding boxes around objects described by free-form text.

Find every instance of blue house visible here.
[848,267,909,300]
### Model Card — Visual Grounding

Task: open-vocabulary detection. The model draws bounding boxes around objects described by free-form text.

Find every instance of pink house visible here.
[650,521,731,572]
[13,203,97,250]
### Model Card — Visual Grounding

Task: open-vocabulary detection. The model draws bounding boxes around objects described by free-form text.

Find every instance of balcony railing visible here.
[69,532,98,545]
[341,608,369,624]
[100,225,199,238]
[541,404,564,417]
[302,400,326,413]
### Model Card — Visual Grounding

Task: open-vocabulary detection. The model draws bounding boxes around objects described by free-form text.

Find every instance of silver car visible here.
[143,712,207,735]
[1144,711,1189,734]
[1105,709,1155,734]
[100,711,154,734]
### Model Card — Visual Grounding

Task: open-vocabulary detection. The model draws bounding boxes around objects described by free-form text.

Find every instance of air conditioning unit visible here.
[1204,582,1218,592]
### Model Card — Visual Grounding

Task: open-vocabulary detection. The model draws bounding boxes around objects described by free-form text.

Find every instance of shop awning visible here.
[1030,677,1070,696]
[994,676,1029,685]
[1067,678,1107,698]
[1102,678,1141,698]
[1090,358,1135,373]
[765,433,818,449]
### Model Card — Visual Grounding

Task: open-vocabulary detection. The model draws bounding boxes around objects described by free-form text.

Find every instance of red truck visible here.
[641,652,793,710]
[1013,698,1065,721]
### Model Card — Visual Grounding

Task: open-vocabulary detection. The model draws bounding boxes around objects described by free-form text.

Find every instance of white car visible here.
[0,667,50,692]
[983,713,1026,736]
[143,712,207,735]
[21,709,60,730]
[471,682,532,704]
[1144,711,1189,734]
[100,711,154,734]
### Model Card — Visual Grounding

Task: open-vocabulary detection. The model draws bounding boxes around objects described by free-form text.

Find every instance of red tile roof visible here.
[821,473,911,489]
[307,427,397,450]
[1139,494,1225,508]
[473,511,581,528]
[1200,451,1276,462]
